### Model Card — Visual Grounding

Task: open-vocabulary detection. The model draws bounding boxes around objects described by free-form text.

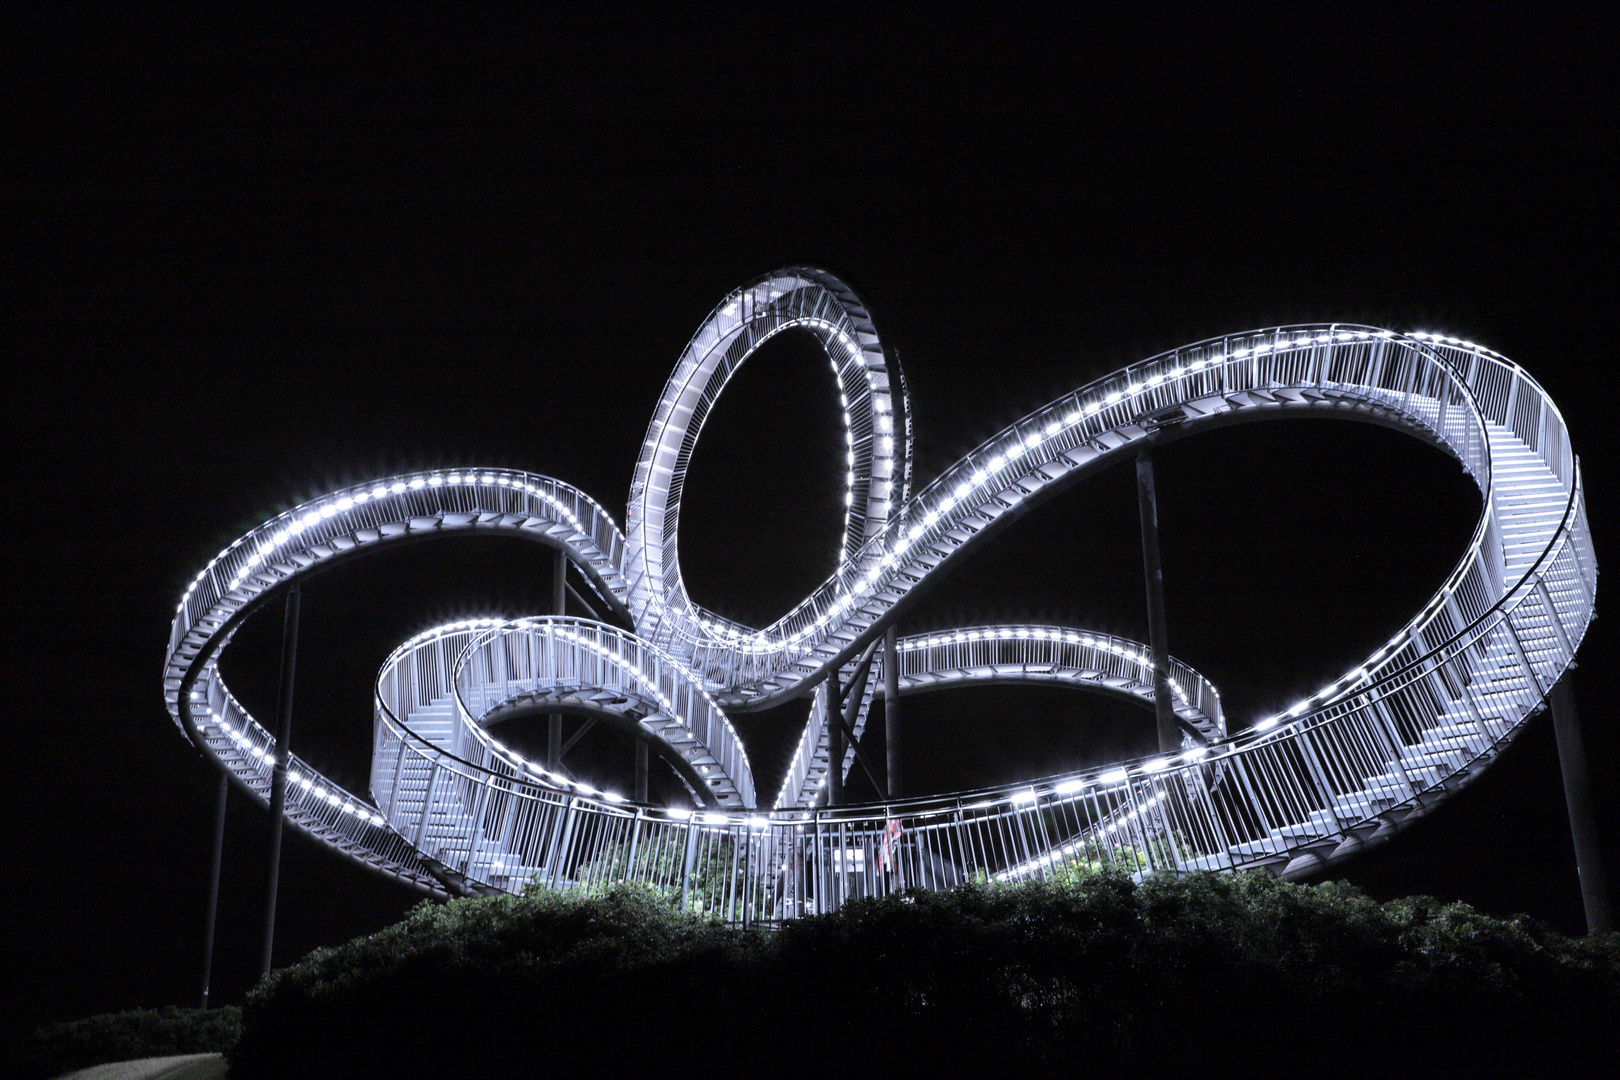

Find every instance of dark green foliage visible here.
[229,885,765,1080]
[17,1005,240,1080]
[230,874,1620,1079]
[574,833,762,914]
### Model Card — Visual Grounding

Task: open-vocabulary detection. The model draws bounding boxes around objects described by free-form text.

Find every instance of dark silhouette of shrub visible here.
[18,1005,240,1080]
[229,872,1619,1079]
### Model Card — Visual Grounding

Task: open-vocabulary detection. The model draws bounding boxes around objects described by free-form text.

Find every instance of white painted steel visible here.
[773,625,1224,810]
[164,269,1595,913]
[625,267,908,659]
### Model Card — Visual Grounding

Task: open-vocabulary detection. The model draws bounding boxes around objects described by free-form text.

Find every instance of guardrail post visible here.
[1121,780,1157,873]
[466,777,493,878]
[1227,752,1278,836]
[548,796,577,890]
[1366,336,1388,390]
[1189,761,1233,861]
[1502,616,1547,697]
[726,830,742,922]
[1292,727,1337,814]
[413,762,439,849]
[386,725,407,820]
[1535,580,1575,660]
[679,822,699,912]
[1148,778,1186,871]
[496,782,519,852]
[625,811,643,881]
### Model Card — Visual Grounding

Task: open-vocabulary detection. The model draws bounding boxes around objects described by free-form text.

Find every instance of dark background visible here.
[6,3,1615,1043]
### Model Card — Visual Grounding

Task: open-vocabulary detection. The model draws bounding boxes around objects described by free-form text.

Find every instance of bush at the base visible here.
[230,885,764,1080]
[19,1005,240,1080]
[230,873,1619,1079]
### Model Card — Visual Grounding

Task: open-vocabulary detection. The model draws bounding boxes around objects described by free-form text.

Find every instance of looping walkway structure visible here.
[165,267,1595,914]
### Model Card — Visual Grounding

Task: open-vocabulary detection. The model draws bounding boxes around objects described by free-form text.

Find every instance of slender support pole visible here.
[559,717,597,758]
[548,549,566,771]
[829,639,886,798]
[200,770,227,1008]
[825,672,844,807]
[546,719,562,772]
[565,580,605,622]
[635,738,649,803]
[829,693,888,799]
[1136,450,1178,755]
[1550,676,1612,933]
[261,583,300,978]
[552,546,567,624]
[885,625,902,800]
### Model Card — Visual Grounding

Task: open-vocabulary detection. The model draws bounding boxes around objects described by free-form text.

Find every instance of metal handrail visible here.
[164,270,1594,911]
[664,328,1507,702]
[773,625,1226,810]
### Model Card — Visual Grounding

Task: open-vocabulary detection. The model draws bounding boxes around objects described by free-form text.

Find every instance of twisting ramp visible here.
[164,267,1595,914]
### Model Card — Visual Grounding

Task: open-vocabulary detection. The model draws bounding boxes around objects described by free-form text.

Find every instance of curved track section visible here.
[166,269,1595,912]
[163,471,634,892]
[454,618,754,808]
[625,266,908,658]
[774,626,1224,809]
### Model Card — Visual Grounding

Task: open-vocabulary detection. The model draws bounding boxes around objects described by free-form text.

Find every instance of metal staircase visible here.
[163,269,1593,917]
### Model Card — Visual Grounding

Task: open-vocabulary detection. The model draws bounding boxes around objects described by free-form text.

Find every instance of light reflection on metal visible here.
[164,271,1594,914]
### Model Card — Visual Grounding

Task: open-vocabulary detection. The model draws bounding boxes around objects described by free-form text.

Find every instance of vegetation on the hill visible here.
[18,1005,240,1080]
[224,871,1619,1079]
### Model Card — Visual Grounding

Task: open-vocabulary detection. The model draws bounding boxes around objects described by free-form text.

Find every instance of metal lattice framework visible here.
[164,267,1595,914]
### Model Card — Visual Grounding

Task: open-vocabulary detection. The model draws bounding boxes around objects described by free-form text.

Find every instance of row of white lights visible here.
[994,792,1169,882]
[676,291,894,644]
[682,328,1404,661]
[176,324,1545,892]
[1223,332,1507,737]
[772,624,1208,810]
[379,620,620,802]
[899,626,1197,707]
[180,471,619,616]
[193,693,389,828]
[388,618,751,807]
[689,327,1506,763]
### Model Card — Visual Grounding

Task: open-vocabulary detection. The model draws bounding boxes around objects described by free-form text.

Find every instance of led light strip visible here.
[164,271,1589,905]
[773,625,1221,809]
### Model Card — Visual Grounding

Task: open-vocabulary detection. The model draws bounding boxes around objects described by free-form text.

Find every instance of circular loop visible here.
[450,617,754,808]
[625,267,906,655]
[165,279,1593,905]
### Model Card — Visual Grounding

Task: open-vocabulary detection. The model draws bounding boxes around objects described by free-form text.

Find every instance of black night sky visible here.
[7,4,1615,1042]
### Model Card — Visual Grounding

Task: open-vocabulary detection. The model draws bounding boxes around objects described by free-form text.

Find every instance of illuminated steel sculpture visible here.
[165,267,1596,915]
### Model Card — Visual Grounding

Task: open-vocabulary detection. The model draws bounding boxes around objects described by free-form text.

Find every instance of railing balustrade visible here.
[165,295,1594,921]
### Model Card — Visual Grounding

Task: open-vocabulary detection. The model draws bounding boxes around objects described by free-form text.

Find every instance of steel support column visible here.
[1136,450,1179,755]
[261,583,299,978]
[635,737,649,803]
[200,770,227,1008]
[1551,676,1612,933]
[548,548,566,772]
[885,625,902,799]
[826,671,844,807]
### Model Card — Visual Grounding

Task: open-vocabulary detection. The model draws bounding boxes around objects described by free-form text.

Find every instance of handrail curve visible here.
[163,270,1594,910]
